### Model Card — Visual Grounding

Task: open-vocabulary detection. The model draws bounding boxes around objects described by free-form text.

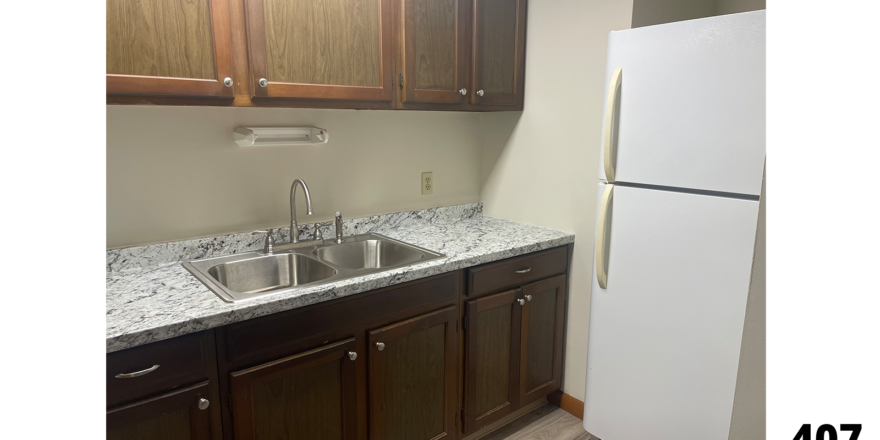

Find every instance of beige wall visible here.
[107,106,481,248]
[729,177,766,440]
[716,0,765,15]
[632,0,715,28]
[479,0,635,401]
[632,0,765,28]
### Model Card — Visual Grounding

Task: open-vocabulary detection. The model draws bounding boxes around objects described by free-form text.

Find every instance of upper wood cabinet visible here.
[399,0,469,105]
[244,0,394,101]
[106,0,234,97]
[471,0,527,106]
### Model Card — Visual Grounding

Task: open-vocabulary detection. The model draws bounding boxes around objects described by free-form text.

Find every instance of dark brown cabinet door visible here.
[230,338,360,440]
[244,0,394,101]
[400,0,469,104]
[107,381,221,440]
[518,274,566,406]
[368,306,458,440]
[106,0,234,97]
[463,289,522,434]
[470,0,526,106]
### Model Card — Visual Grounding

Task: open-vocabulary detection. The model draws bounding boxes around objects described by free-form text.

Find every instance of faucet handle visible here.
[312,221,333,240]
[252,229,275,253]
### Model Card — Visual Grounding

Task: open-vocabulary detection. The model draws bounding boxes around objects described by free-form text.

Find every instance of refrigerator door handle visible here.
[596,184,614,289]
[603,68,622,182]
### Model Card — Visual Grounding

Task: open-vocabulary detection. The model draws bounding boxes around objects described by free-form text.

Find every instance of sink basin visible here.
[315,239,425,270]
[207,254,337,295]
[183,233,444,303]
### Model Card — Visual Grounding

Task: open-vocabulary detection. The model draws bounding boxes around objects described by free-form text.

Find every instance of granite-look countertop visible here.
[106,204,574,353]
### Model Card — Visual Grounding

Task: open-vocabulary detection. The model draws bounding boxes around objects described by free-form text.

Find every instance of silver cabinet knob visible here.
[459,88,467,95]
[223,77,233,87]
[525,294,533,302]
[259,78,268,87]
[476,90,484,96]
[348,351,357,361]
[376,342,385,351]
[198,398,210,410]
[517,299,525,306]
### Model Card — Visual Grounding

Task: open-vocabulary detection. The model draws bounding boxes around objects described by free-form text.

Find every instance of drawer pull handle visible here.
[515,268,531,274]
[115,364,160,379]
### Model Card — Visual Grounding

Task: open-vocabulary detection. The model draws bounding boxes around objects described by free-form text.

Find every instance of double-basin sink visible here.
[183,233,444,303]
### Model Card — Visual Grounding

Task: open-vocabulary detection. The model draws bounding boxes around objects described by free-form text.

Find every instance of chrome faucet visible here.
[289,179,313,244]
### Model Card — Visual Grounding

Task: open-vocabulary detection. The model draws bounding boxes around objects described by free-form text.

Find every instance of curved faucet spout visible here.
[290,179,313,244]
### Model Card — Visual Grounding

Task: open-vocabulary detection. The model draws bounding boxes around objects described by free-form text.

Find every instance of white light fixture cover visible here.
[234,126,329,147]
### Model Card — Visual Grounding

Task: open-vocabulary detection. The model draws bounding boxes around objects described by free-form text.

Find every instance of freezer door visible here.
[583,184,759,440]
[599,10,765,196]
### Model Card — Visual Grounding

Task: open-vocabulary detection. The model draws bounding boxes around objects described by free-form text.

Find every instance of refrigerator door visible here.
[584,183,759,440]
[599,10,765,196]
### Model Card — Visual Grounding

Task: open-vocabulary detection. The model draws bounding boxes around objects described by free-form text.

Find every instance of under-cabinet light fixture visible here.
[234,126,329,147]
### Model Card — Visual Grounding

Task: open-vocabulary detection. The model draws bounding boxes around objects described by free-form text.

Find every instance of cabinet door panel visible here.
[519,275,565,405]
[369,306,458,440]
[107,381,219,440]
[246,0,393,100]
[106,0,233,97]
[471,0,526,106]
[463,289,521,434]
[401,0,468,104]
[230,338,359,440]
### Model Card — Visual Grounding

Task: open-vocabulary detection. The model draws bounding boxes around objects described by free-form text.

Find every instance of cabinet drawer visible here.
[107,331,214,408]
[467,247,568,297]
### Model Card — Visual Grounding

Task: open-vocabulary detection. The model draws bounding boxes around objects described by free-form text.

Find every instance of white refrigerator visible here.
[583,10,765,440]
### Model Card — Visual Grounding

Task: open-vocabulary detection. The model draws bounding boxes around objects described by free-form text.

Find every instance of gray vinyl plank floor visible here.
[480,404,598,440]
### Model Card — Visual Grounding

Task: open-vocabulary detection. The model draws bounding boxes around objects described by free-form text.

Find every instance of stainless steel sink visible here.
[183,233,444,303]
[315,239,426,270]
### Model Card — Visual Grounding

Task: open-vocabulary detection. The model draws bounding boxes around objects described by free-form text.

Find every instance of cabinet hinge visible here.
[399,71,404,89]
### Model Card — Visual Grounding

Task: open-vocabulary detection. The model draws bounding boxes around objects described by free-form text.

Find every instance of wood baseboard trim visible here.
[548,390,584,419]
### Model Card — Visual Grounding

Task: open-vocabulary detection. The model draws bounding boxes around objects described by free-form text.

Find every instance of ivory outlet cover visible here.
[421,172,433,195]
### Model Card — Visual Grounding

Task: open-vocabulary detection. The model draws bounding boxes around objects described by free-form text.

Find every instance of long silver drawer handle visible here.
[115,364,160,379]
[515,268,531,274]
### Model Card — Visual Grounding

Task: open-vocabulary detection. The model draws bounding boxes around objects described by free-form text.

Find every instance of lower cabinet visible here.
[108,248,572,440]
[462,274,567,435]
[368,306,459,440]
[519,275,566,405]
[229,338,360,440]
[107,381,220,440]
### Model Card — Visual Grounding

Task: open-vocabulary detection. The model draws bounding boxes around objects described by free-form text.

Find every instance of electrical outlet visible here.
[421,172,433,195]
